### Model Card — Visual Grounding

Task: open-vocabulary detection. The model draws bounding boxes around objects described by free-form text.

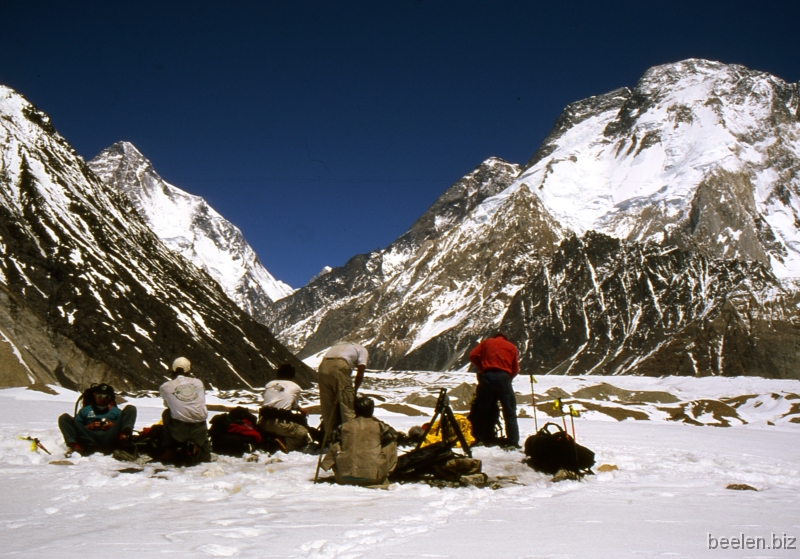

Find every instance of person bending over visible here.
[318,342,368,433]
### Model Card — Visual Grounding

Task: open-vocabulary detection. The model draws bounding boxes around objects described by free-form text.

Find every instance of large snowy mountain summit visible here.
[89,142,293,325]
[266,59,800,379]
[517,58,800,275]
[0,86,313,390]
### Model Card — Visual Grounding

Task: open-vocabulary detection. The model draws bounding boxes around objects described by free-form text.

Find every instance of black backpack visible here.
[523,422,595,475]
[210,407,267,456]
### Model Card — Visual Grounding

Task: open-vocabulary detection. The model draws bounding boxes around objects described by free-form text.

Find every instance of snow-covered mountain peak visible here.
[506,59,800,275]
[267,59,800,378]
[89,142,294,322]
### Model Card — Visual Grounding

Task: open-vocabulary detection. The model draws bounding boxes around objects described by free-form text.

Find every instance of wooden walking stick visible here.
[314,401,340,483]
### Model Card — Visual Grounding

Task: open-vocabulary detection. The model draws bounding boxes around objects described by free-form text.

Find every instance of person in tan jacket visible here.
[321,396,397,486]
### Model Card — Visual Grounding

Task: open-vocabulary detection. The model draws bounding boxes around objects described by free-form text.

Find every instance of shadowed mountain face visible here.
[267,59,800,378]
[0,86,314,390]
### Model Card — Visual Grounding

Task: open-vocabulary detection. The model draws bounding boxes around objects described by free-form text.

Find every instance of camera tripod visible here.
[416,388,472,457]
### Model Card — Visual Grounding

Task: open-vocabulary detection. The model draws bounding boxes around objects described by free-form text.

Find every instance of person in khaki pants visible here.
[318,342,368,432]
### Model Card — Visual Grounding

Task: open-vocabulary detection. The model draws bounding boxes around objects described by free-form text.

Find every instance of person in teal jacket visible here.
[59,384,137,456]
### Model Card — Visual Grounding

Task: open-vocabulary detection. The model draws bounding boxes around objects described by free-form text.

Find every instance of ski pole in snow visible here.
[568,405,581,475]
[568,405,578,442]
[553,398,568,432]
[19,436,51,455]
[529,374,538,432]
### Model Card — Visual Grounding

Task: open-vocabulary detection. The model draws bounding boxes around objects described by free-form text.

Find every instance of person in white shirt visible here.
[258,364,311,451]
[318,342,368,432]
[158,357,211,463]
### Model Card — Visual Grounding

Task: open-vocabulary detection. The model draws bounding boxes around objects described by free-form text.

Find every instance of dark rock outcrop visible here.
[501,232,800,378]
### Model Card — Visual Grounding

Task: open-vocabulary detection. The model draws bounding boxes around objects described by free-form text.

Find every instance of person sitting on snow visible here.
[321,396,398,486]
[58,383,137,457]
[158,357,211,464]
[258,363,312,452]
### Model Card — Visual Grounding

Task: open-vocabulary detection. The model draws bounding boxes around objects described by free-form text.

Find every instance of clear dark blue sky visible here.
[2,1,797,288]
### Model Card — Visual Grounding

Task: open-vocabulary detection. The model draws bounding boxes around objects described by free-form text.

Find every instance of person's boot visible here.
[66,442,90,457]
[117,429,136,453]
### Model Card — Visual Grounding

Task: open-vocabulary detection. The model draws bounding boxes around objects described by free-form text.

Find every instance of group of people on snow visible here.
[58,332,522,487]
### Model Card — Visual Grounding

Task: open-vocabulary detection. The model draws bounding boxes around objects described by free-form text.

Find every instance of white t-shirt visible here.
[159,375,208,423]
[262,380,302,411]
[323,343,368,369]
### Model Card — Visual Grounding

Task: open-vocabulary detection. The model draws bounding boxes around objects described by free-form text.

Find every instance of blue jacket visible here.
[76,404,121,426]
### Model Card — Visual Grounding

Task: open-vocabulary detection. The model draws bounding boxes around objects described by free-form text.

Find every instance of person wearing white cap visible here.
[158,357,211,463]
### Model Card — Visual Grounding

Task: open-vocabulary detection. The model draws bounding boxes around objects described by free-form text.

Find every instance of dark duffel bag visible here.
[523,422,595,475]
[391,442,456,480]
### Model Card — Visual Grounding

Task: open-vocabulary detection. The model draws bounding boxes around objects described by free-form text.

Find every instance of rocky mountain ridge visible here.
[264,157,527,361]
[0,86,314,390]
[266,59,800,378]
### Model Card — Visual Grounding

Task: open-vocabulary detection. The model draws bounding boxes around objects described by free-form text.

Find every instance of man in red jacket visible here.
[468,333,520,448]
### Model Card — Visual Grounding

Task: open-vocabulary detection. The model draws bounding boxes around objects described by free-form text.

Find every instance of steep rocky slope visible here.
[0,86,313,389]
[501,232,800,378]
[265,157,528,360]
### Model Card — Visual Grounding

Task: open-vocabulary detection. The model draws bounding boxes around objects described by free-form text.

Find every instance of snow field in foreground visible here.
[0,378,799,559]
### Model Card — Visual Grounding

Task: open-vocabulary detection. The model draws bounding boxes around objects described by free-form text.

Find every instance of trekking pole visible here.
[568,405,577,442]
[529,374,538,432]
[568,405,581,476]
[553,398,568,432]
[569,405,578,442]
[314,401,339,484]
